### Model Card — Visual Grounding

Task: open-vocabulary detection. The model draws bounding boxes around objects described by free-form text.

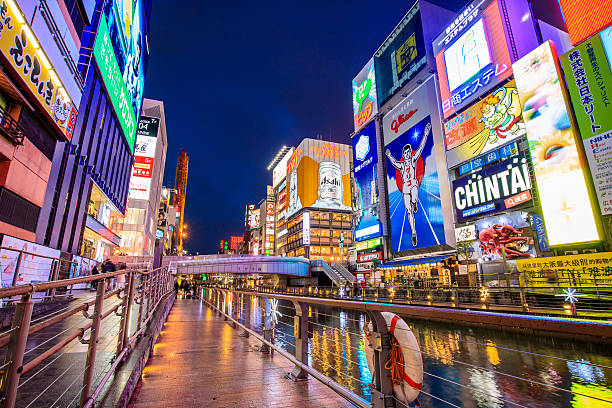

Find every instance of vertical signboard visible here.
[352,59,378,131]
[561,35,612,215]
[433,0,513,119]
[353,121,382,241]
[285,140,352,220]
[272,147,294,187]
[374,3,426,107]
[129,116,160,200]
[513,41,599,245]
[383,81,446,252]
[302,212,310,245]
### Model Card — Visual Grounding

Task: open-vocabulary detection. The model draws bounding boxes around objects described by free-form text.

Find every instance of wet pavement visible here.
[128,299,354,408]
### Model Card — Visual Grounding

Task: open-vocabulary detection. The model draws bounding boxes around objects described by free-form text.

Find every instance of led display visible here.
[352,59,378,131]
[129,116,159,200]
[559,0,612,45]
[513,41,599,245]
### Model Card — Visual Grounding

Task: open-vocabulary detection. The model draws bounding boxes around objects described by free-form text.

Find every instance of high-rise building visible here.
[36,0,153,261]
[171,149,188,254]
[114,99,167,256]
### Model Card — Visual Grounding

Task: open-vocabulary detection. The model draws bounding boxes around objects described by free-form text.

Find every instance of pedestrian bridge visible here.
[162,255,310,277]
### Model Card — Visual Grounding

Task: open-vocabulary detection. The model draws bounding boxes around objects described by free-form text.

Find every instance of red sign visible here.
[504,190,532,209]
[230,236,243,250]
[357,251,383,263]
[266,202,275,216]
[133,156,154,178]
[286,148,303,174]
[559,0,612,45]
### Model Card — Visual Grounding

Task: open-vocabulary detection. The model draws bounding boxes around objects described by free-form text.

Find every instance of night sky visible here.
[144,1,465,254]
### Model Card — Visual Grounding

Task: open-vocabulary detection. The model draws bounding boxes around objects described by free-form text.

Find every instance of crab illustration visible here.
[478,224,532,258]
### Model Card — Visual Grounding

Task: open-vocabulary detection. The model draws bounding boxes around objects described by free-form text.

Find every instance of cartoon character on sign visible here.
[386,123,431,246]
[478,224,533,258]
[480,86,525,144]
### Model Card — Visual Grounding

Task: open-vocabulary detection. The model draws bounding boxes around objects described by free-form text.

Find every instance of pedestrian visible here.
[102,259,117,290]
[174,280,179,297]
[91,264,99,291]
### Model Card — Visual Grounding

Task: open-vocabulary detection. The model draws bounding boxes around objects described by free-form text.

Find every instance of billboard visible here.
[352,59,378,131]
[558,0,612,46]
[474,212,536,261]
[94,0,148,153]
[272,147,294,187]
[452,153,533,223]
[248,208,260,230]
[285,140,352,220]
[384,114,445,252]
[0,0,77,140]
[433,0,513,119]
[129,116,159,200]
[561,35,612,215]
[374,3,426,107]
[353,121,382,241]
[517,251,612,287]
[230,236,243,251]
[0,236,60,288]
[444,81,526,168]
[513,41,599,246]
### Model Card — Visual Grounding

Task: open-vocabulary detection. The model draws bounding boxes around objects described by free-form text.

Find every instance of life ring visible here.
[365,312,423,405]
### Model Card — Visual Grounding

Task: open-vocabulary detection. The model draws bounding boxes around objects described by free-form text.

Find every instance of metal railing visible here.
[0,106,25,145]
[0,265,173,407]
[209,282,612,319]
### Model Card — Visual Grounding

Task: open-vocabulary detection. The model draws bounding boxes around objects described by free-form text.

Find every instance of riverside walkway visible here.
[128,298,353,408]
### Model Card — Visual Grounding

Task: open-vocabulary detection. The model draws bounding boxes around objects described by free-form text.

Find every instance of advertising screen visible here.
[433,0,512,119]
[513,41,599,246]
[272,147,294,187]
[444,80,526,168]
[248,208,260,230]
[384,114,445,252]
[94,0,148,153]
[285,140,352,220]
[352,59,378,131]
[230,236,243,250]
[452,153,533,223]
[561,35,612,215]
[129,116,159,200]
[0,0,77,140]
[353,121,382,241]
[374,3,426,107]
[474,212,536,261]
[559,0,612,45]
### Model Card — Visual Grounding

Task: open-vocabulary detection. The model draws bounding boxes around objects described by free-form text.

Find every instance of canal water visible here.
[237,298,612,408]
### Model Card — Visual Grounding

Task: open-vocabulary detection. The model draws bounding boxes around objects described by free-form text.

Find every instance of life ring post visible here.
[366,310,395,408]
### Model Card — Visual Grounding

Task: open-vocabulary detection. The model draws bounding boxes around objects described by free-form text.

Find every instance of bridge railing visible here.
[0,266,173,408]
[211,282,612,319]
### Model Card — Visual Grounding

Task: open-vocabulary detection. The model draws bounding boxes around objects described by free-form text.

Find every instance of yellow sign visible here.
[517,252,612,287]
[0,0,76,140]
[396,33,417,74]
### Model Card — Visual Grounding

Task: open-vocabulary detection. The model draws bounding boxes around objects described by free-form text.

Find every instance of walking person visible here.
[91,264,99,291]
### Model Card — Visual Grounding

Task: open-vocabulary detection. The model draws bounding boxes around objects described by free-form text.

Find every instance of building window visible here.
[0,187,40,232]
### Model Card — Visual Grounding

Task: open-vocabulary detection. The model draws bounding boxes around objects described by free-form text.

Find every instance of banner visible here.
[513,41,599,246]
[517,252,612,287]
[561,35,612,215]
[444,81,526,168]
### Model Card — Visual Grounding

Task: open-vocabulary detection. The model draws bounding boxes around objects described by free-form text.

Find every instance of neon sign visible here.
[352,59,378,130]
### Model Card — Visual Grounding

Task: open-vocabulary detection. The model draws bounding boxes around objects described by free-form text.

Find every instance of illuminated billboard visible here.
[559,0,612,45]
[444,80,526,168]
[272,147,294,187]
[433,0,512,119]
[129,116,159,200]
[230,236,243,251]
[561,35,612,215]
[285,140,352,220]
[513,41,599,246]
[248,208,260,230]
[374,3,426,107]
[453,153,533,223]
[0,0,77,140]
[353,121,382,241]
[352,59,378,131]
[94,0,148,153]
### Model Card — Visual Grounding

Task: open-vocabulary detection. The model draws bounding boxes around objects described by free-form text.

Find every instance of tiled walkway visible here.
[129,299,355,407]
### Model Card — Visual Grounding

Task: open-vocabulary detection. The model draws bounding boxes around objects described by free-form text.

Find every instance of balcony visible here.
[0,105,25,145]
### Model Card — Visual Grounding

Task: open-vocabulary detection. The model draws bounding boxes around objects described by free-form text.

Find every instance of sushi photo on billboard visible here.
[385,116,445,252]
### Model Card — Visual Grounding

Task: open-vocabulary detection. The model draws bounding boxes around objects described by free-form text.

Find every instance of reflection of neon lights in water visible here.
[469,368,504,408]
[567,360,605,384]
[570,382,612,408]
[357,336,373,397]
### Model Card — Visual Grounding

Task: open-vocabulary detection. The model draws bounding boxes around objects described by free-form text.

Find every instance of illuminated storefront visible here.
[81,183,122,261]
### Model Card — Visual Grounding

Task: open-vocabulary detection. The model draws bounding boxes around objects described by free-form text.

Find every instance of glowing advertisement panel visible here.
[129,116,159,200]
[352,59,378,131]
[352,121,382,241]
[285,140,352,220]
[513,41,599,246]
[0,0,77,140]
[384,115,445,252]
[558,0,612,45]
[433,0,512,119]
[561,35,612,215]
[517,252,612,287]
[374,3,426,107]
[444,80,526,168]
[272,147,294,187]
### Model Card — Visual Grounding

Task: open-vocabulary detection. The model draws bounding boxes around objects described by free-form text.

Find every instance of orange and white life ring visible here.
[365,312,423,405]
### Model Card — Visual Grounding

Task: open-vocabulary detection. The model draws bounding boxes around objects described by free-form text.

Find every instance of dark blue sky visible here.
[144,1,464,254]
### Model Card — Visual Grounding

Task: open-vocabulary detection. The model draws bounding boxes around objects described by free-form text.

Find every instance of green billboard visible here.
[93,15,136,153]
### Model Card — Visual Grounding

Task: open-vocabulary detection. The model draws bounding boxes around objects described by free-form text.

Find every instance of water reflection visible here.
[239,297,612,407]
